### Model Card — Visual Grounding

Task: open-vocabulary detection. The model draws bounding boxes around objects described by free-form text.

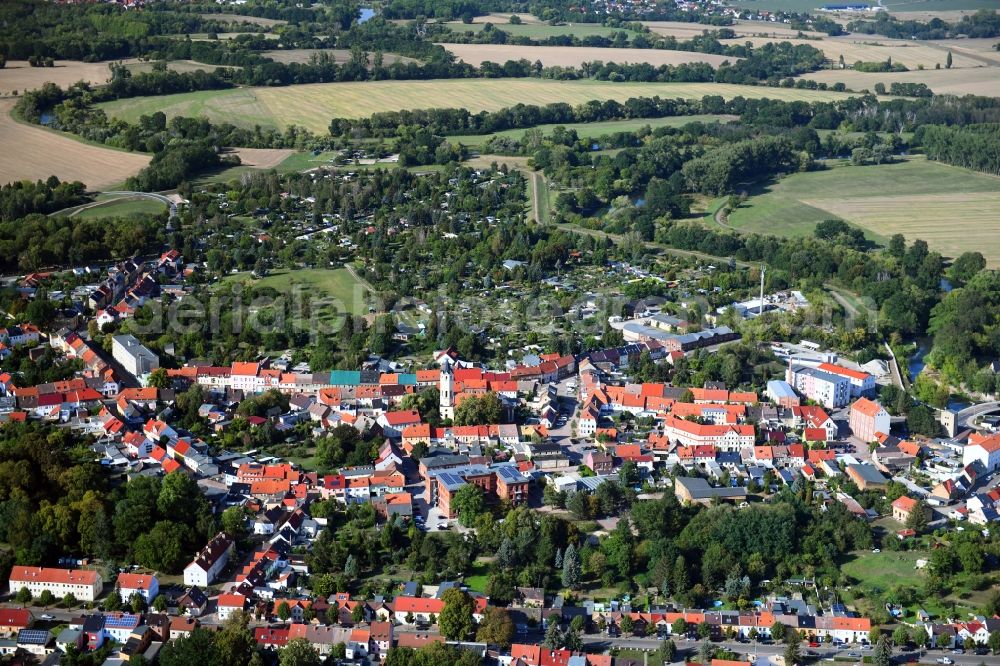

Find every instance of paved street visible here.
[580,635,1000,666]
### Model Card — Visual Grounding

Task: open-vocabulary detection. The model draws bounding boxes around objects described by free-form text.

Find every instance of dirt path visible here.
[530,171,545,224]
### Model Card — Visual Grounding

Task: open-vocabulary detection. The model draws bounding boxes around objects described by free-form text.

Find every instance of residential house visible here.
[849,398,890,443]
[183,533,234,587]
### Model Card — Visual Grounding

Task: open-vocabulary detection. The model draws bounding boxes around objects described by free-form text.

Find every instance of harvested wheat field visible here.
[99,79,858,133]
[808,193,1000,266]
[734,36,983,69]
[465,12,543,23]
[0,60,127,96]
[0,100,149,189]
[204,13,287,27]
[441,43,737,67]
[801,67,1000,96]
[224,147,296,168]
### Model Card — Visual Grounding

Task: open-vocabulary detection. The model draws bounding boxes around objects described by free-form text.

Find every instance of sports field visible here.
[441,43,736,67]
[447,113,736,145]
[97,79,858,133]
[0,99,150,190]
[725,157,1000,265]
[74,197,167,219]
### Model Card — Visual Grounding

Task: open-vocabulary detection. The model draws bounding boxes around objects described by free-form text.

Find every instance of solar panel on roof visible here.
[17,629,49,644]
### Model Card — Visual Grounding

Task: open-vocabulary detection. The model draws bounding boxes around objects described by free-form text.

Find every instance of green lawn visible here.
[724,157,1000,263]
[74,197,167,219]
[464,559,491,593]
[447,114,736,146]
[221,268,376,316]
[841,550,926,591]
[444,21,636,39]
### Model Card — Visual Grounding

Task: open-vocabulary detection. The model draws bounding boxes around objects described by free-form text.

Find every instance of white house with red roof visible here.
[963,431,1000,472]
[391,596,444,624]
[816,362,876,397]
[116,572,159,604]
[664,415,755,450]
[377,410,422,438]
[217,593,247,621]
[9,566,103,601]
[183,533,233,587]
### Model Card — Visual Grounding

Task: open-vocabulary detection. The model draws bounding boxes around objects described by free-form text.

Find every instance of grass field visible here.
[840,549,997,619]
[444,20,635,39]
[74,197,167,219]
[221,268,376,316]
[97,79,858,133]
[440,43,736,67]
[643,19,824,39]
[447,113,736,145]
[725,157,1000,265]
[0,99,150,189]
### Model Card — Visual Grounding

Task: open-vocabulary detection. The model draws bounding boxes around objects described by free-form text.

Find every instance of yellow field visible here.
[806,192,1000,267]
[441,43,737,67]
[802,67,1000,96]
[0,100,149,189]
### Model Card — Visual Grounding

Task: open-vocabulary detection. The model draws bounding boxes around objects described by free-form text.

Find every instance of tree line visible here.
[917,123,1000,175]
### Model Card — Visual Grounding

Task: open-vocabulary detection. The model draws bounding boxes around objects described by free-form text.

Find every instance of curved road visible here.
[102,191,179,227]
[956,401,1000,431]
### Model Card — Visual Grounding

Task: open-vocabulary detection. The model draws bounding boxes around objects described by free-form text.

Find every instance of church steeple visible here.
[440,357,454,420]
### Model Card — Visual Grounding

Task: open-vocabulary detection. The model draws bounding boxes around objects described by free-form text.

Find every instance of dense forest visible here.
[0,214,164,272]
[0,423,216,576]
[0,177,89,221]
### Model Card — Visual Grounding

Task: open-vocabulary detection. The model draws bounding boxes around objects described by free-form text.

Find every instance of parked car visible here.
[936,658,953,665]
[808,642,820,648]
